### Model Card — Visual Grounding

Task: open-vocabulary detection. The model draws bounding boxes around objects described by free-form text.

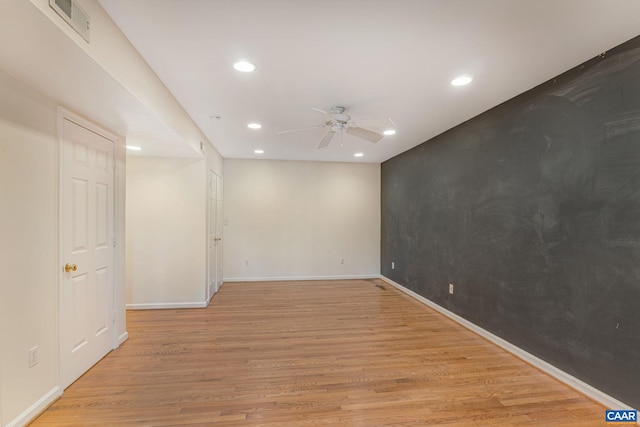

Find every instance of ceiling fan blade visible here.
[276,124,324,134]
[318,130,335,148]
[346,126,383,143]
[312,107,328,114]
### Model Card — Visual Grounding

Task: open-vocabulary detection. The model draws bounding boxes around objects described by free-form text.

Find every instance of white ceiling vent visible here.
[49,0,90,43]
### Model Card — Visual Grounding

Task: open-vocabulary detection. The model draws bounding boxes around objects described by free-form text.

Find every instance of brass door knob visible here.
[64,263,77,273]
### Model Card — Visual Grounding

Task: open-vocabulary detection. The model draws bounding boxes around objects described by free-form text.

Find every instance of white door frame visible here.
[57,107,122,388]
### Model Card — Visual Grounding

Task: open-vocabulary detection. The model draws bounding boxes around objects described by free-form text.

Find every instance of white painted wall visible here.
[223,159,380,281]
[0,70,60,427]
[126,157,207,308]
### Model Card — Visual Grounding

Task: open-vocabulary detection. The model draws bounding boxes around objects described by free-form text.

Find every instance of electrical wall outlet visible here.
[391,261,395,269]
[449,283,454,295]
[29,346,39,368]
[340,258,344,264]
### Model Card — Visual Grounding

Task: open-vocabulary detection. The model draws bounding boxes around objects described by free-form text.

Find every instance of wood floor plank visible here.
[31,279,611,426]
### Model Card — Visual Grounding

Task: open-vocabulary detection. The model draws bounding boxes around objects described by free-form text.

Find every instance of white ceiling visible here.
[98,1,640,163]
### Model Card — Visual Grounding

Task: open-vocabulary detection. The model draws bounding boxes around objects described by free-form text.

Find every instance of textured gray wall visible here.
[381,36,640,408]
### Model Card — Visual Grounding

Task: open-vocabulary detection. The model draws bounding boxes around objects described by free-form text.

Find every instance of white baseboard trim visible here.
[6,386,61,427]
[126,301,207,310]
[223,274,379,282]
[118,331,129,346]
[380,275,639,418]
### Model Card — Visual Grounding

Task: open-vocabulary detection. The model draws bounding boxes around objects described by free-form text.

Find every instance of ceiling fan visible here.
[277,106,383,148]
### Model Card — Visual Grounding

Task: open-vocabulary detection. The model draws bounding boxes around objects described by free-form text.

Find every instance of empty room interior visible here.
[1,0,640,425]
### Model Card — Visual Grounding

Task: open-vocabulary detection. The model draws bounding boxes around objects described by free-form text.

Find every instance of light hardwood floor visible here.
[31,279,611,426]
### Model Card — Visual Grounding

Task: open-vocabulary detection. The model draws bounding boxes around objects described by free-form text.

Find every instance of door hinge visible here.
[113,309,116,324]
[112,236,117,247]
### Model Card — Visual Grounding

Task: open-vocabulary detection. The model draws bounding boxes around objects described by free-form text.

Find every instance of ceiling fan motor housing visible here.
[329,106,351,123]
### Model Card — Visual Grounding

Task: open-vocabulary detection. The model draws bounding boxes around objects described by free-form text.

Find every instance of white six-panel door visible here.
[60,116,115,389]
[207,170,217,301]
[207,170,223,302]
[215,175,223,288]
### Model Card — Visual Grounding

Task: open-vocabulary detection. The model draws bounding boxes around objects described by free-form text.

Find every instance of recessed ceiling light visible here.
[234,60,256,72]
[126,145,142,151]
[247,123,262,129]
[254,149,264,154]
[383,129,396,136]
[354,152,364,158]
[451,75,473,86]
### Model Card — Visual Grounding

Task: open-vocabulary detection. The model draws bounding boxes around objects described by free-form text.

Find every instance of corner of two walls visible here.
[381,35,640,409]
[125,147,380,295]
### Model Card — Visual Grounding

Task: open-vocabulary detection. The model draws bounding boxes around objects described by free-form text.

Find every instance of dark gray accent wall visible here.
[381,35,640,409]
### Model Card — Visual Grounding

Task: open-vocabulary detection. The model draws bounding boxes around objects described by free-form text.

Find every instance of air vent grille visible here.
[49,0,90,43]
[55,0,72,17]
